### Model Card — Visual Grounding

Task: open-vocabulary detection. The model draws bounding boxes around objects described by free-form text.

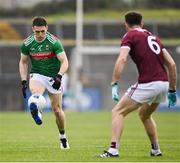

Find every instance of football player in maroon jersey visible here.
[99,11,177,158]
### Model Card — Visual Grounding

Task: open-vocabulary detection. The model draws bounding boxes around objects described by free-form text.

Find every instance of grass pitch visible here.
[0,111,180,162]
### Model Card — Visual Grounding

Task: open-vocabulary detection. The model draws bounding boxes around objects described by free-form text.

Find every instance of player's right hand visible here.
[21,80,27,98]
[111,82,120,102]
[52,74,62,90]
[168,90,177,108]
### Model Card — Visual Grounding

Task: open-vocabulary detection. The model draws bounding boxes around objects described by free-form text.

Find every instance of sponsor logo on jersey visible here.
[30,52,56,60]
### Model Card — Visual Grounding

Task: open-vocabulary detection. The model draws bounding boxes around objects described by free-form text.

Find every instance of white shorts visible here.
[125,81,169,105]
[30,73,62,94]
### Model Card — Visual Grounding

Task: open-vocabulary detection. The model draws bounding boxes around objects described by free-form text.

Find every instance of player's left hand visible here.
[111,82,120,102]
[52,74,62,90]
[168,90,177,108]
[21,80,27,98]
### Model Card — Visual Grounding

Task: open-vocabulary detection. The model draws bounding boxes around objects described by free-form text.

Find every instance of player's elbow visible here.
[171,62,176,69]
[65,58,69,70]
[168,61,176,71]
[66,63,69,72]
[119,57,127,64]
[19,59,27,67]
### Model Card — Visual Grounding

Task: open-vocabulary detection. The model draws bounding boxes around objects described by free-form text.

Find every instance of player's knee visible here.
[112,108,116,116]
[112,107,127,117]
[52,106,60,113]
[52,104,61,113]
[138,111,149,121]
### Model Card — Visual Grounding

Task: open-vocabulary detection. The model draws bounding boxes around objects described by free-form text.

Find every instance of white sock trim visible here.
[59,133,66,139]
[108,147,119,155]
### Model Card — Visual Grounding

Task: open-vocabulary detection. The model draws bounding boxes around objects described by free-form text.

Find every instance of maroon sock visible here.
[110,142,117,149]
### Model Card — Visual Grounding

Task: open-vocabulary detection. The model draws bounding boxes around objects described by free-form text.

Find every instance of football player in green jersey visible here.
[19,17,70,149]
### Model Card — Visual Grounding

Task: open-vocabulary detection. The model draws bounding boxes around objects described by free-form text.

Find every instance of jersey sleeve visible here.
[121,32,132,49]
[21,43,29,55]
[53,40,65,55]
[156,36,165,50]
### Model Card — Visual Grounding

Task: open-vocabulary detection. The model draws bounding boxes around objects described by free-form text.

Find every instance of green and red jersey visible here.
[21,31,64,77]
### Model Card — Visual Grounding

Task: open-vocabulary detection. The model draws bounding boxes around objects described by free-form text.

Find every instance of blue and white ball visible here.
[28,94,46,112]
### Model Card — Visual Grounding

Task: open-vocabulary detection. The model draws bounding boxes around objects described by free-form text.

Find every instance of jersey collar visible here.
[34,34,47,43]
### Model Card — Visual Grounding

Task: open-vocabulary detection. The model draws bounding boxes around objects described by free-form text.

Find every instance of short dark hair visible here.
[32,17,47,26]
[125,11,142,27]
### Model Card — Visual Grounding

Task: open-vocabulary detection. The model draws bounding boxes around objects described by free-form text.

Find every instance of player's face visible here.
[32,26,48,41]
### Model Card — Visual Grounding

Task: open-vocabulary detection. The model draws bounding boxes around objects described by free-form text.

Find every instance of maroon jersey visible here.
[121,28,168,83]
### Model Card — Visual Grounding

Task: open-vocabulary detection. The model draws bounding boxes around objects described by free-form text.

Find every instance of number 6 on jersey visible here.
[147,36,161,55]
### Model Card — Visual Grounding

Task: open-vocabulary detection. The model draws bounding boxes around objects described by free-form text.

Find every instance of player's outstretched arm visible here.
[162,49,177,108]
[52,51,69,90]
[19,53,29,98]
[111,47,129,84]
[19,53,29,81]
[162,49,177,91]
[111,47,129,102]
[57,51,69,76]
